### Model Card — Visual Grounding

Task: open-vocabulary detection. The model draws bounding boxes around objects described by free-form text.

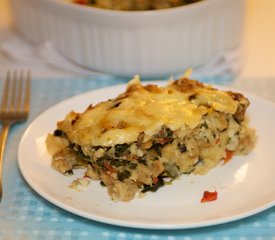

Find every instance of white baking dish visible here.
[9,0,245,77]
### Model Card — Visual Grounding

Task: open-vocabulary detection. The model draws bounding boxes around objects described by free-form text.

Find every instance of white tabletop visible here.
[0,0,275,80]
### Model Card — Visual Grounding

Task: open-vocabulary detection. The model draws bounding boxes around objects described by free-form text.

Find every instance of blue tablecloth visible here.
[0,75,274,240]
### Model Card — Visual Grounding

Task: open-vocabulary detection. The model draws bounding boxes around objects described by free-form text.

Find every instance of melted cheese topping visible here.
[62,78,238,147]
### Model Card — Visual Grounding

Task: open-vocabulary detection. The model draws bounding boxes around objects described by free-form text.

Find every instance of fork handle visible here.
[0,122,11,202]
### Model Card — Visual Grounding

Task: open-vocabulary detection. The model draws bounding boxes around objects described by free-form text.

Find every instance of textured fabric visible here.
[2,36,242,80]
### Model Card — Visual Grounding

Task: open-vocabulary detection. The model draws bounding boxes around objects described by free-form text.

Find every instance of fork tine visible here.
[1,71,11,112]
[23,70,31,114]
[16,70,23,113]
[9,71,18,113]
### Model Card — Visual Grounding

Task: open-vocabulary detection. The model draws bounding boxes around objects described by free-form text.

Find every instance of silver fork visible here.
[0,70,31,202]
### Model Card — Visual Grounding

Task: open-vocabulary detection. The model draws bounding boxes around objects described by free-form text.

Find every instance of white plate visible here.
[18,82,275,229]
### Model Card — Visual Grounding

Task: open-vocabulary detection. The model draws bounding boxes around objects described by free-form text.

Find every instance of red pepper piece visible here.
[223,150,234,165]
[201,190,218,203]
[103,162,116,173]
[152,177,159,184]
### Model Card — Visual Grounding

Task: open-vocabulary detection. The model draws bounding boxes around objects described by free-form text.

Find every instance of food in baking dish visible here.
[46,76,256,201]
[70,0,202,10]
